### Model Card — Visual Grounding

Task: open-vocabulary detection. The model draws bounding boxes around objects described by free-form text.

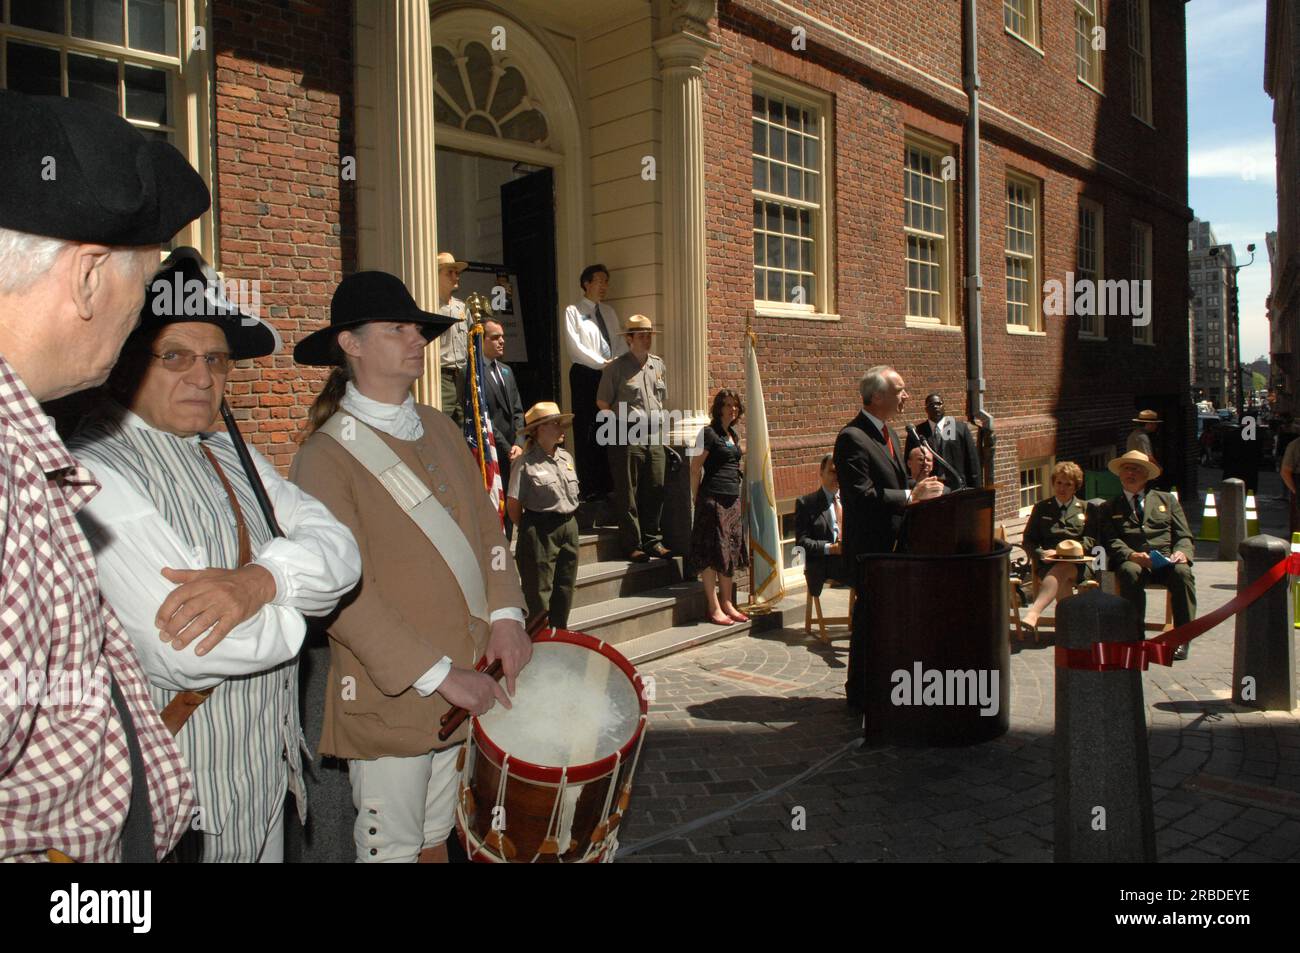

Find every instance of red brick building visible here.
[2,0,1194,558]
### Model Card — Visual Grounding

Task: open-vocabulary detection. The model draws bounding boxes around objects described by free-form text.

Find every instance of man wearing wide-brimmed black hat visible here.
[291,271,529,863]
[70,248,361,862]
[0,91,210,862]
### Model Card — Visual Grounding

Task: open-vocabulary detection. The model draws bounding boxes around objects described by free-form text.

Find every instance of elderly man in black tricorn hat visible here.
[69,248,361,862]
[0,90,209,862]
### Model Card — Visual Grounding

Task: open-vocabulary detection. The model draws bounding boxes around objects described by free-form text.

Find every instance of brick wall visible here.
[212,0,355,471]
[706,0,1194,519]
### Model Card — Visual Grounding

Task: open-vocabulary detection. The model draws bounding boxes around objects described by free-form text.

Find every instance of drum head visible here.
[477,641,641,770]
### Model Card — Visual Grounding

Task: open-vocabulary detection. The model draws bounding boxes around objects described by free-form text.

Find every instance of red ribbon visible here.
[1055,554,1291,671]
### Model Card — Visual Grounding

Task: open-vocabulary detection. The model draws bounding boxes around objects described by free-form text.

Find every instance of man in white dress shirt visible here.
[564,263,625,501]
[436,251,470,425]
[71,249,361,862]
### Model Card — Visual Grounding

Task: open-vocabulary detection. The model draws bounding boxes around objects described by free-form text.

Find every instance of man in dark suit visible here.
[1100,450,1197,660]
[795,454,846,597]
[904,393,981,490]
[834,366,944,711]
[482,319,526,535]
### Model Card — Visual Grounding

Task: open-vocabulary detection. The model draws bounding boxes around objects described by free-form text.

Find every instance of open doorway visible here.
[436,148,559,409]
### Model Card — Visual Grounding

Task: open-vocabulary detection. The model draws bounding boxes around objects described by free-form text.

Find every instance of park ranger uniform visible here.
[509,444,581,628]
[598,348,669,558]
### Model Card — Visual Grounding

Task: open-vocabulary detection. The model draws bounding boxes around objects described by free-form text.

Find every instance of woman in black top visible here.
[689,388,749,625]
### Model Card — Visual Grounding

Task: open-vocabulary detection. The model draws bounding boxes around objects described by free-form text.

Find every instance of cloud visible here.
[1186,0,1267,60]
[1188,140,1276,181]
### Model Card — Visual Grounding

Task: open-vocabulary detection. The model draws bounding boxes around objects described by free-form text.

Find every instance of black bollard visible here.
[1233,535,1297,710]
[1055,590,1156,862]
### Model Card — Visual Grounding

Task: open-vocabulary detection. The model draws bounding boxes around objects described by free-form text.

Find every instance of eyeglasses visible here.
[151,350,234,373]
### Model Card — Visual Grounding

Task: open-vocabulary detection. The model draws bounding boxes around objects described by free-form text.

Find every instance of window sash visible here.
[1078,202,1102,337]
[1075,0,1099,86]
[904,141,950,322]
[1128,0,1152,122]
[753,88,824,309]
[1006,178,1038,329]
[1004,0,1036,43]
[1131,221,1153,343]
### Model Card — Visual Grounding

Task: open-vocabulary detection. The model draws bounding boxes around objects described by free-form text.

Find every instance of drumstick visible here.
[437,612,549,742]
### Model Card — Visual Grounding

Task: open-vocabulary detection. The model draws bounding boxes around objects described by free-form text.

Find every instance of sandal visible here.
[725,607,749,622]
[707,611,733,625]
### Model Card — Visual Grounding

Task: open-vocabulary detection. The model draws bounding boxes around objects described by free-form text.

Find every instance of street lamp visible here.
[1210,242,1256,410]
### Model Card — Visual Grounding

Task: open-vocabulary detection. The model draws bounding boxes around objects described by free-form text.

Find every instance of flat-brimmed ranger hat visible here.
[623,314,658,335]
[294,271,456,366]
[1043,539,1091,563]
[0,90,209,245]
[1132,409,1162,424]
[436,252,468,272]
[521,401,574,434]
[131,247,280,360]
[1108,450,1162,481]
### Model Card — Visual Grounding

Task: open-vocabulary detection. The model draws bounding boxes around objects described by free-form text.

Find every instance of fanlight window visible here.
[433,41,549,146]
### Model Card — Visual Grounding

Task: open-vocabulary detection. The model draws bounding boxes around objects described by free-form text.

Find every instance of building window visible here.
[1077,199,1104,338]
[1131,220,1153,345]
[1075,0,1101,88]
[1004,0,1040,47]
[0,1,212,257]
[1018,458,1053,515]
[752,79,832,315]
[1005,174,1040,332]
[1128,0,1152,123]
[433,40,548,145]
[904,135,954,325]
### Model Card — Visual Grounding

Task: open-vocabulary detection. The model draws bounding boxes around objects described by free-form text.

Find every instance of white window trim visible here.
[1078,198,1107,341]
[1074,0,1104,93]
[1005,171,1042,333]
[751,69,836,320]
[1128,0,1153,127]
[1018,456,1055,517]
[903,129,957,329]
[1003,0,1043,54]
[0,1,215,261]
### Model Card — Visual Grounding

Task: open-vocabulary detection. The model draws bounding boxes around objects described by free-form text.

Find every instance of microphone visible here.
[905,423,964,490]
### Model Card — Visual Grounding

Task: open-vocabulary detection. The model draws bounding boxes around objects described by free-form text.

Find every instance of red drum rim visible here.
[471,627,649,785]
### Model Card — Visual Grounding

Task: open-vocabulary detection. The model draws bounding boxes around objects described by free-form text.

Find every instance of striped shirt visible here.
[71,407,357,861]
[0,356,193,862]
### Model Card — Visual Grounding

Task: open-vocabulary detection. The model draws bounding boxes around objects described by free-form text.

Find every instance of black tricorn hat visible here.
[294,271,456,366]
[132,247,280,360]
[0,91,209,246]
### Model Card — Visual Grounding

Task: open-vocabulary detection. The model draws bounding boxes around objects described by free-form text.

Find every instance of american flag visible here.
[463,319,504,524]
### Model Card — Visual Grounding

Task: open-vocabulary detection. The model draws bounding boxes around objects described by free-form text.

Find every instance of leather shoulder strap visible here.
[317,413,489,623]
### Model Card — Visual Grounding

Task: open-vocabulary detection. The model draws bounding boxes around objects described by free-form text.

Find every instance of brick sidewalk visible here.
[615,469,1300,862]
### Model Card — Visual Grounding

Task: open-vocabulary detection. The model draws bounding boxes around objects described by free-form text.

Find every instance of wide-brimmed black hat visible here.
[0,91,209,246]
[294,271,456,366]
[131,247,280,360]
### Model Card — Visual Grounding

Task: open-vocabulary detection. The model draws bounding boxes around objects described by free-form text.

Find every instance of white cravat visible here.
[340,381,423,441]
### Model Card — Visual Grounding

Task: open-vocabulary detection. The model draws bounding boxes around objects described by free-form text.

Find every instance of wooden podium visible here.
[856,488,1010,746]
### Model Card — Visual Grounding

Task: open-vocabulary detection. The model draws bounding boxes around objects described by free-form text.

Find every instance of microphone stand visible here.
[906,422,965,490]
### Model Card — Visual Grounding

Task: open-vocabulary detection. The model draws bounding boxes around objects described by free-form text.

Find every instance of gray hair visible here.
[0,227,71,296]
[859,365,895,405]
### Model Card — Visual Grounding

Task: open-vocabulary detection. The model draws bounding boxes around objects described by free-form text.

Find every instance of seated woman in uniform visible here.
[1021,461,1094,637]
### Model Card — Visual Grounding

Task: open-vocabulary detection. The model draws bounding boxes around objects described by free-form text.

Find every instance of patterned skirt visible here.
[688,492,749,577]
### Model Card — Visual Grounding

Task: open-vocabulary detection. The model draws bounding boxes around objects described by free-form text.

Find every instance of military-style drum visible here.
[455,629,648,863]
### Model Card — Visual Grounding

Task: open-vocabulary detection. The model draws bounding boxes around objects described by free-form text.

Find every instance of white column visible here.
[654,29,719,442]
[354,1,441,406]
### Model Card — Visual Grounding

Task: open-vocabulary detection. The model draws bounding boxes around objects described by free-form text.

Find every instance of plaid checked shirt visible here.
[0,355,193,862]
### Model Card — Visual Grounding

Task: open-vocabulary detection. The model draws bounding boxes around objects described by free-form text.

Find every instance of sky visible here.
[1186,0,1278,363]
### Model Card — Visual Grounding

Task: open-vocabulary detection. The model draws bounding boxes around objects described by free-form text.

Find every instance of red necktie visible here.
[883,426,895,460]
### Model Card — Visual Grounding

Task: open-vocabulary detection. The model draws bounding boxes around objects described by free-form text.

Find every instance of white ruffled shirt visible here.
[339,382,524,697]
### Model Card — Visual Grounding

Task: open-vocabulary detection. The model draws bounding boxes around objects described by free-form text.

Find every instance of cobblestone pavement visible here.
[615,469,1300,862]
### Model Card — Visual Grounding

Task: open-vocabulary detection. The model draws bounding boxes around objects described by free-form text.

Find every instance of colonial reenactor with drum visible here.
[507,402,581,629]
[290,271,531,863]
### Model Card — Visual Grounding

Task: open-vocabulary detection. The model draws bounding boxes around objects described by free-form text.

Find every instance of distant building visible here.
[1188,219,1233,406]
[1265,0,1297,419]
